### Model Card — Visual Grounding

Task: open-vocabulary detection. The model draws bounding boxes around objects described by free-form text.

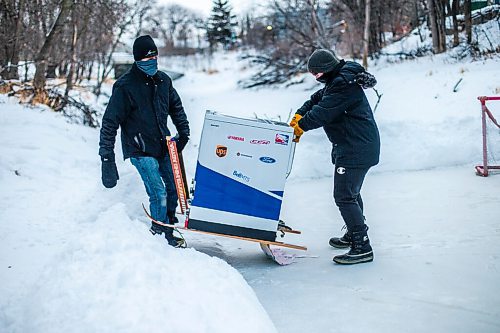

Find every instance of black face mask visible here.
[315,60,346,84]
[316,71,333,84]
[316,75,328,83]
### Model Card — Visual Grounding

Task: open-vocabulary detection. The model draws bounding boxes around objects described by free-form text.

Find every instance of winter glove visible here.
[289,114,302,127]
[354,72,377,89]
[292,123,304,143]
[101,154,119,188]
[172,134,189,152]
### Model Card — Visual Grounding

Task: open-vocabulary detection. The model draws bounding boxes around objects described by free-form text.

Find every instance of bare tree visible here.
[464,0,472,44]
[33,0,74,92]
[0,0,28,79]
[362,0,371,68]
[238,0,347,87]
[63,2,78,104]
[451,0,460,47]
[428,0,446,53]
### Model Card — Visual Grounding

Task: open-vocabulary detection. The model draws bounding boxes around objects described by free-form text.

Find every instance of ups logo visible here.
[216,145,227,157]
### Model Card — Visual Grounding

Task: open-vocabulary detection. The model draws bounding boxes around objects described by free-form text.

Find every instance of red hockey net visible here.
[475,96,500,177]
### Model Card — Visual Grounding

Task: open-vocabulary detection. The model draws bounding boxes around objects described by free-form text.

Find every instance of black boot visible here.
[164,228,185,248]
[333,227,373,265]
[329,227,352,249]
[149,222,164,235]
[150,222,184,248]
[167,211,179,225]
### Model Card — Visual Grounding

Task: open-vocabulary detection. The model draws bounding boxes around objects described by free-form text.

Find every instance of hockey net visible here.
[475,96,500,177]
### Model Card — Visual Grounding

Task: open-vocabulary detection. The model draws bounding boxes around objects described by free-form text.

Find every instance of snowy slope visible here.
[0,97,277,333]
[1,45,500,333]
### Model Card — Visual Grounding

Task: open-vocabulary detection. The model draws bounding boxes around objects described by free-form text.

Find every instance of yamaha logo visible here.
[337,167,346,175]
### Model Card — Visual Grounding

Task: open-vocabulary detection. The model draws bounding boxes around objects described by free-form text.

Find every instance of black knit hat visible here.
[133,35,158,61]
[307,49,341,74]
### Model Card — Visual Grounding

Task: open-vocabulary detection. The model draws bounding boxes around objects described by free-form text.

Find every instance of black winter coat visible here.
[297,61,380,168]
[99,64,190,160]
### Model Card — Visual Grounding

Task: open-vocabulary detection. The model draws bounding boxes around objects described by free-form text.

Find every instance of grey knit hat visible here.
[307,49,341,74]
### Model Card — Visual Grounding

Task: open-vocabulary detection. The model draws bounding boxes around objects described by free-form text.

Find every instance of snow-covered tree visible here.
[206,0,237,49]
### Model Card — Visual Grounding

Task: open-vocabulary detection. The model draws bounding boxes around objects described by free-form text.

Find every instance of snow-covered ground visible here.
[1,44,500,332]
[0,97,277,333]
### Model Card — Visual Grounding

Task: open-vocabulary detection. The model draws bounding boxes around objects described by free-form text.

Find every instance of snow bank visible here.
[15,204,275,333]
[0,96,276,333]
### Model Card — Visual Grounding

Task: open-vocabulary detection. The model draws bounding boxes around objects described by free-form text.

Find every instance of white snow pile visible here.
[0,96,276,333]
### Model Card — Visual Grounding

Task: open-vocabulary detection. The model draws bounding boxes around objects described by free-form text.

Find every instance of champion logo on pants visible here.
[337,167,346,175]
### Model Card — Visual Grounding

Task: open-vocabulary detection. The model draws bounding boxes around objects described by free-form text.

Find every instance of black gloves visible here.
[355,72,377,89]
[173,134,189,152]
[101,154,119,188]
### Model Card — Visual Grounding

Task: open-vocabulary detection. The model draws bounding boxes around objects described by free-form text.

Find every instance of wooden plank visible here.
[179,227,307,251]
[279,228,301,235]
[142,204,307,251]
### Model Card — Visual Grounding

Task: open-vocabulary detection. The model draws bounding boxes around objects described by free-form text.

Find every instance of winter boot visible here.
[167,211,179,225]
[329,227,352,249]
[164,228,185,248]
[149,222,164,236]
[333,227,373,265]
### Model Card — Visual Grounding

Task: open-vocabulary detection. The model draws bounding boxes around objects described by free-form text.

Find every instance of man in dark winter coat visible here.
[290,49,380,264]
[99,35,190,247]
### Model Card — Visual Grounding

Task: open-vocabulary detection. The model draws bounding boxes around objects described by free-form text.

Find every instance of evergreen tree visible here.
[206,0,237,49]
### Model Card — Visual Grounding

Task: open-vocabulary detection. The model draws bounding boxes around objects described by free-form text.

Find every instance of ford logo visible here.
[259,157,276,164]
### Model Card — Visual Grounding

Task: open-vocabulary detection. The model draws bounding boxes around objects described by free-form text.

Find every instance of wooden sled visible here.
[143,204,307,252]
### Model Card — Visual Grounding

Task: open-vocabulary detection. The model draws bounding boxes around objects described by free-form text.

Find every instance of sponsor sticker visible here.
[216,145,227,157]
[210,124,220,128]
[250,139,270,145]
[275,133,289,145]
[228,135,244,142]
[237,152,253,158]
[233,170,250,182]
[259,156,276,164]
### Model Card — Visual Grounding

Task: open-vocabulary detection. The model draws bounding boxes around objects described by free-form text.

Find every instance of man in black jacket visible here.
[290,49,380,264]
[99,35,190,247]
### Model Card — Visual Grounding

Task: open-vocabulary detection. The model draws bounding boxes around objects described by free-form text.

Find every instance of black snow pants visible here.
[333,166,370,233]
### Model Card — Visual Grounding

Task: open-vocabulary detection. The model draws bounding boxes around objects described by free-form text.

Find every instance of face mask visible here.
[316,76,328,83]
[136,58,158,76]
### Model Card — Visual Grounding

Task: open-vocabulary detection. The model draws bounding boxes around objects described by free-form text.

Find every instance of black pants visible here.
[333,166,370,233]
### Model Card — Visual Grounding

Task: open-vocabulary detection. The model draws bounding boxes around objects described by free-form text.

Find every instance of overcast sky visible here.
[158,0,265,17]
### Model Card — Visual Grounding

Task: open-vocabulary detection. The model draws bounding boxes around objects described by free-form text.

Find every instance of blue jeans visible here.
[130,155,178,224]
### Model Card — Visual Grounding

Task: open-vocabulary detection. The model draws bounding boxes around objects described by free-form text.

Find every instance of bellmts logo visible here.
[233,170,250,182]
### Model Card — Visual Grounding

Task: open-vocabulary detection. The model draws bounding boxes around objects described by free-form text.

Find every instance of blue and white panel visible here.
[189,111,295,240]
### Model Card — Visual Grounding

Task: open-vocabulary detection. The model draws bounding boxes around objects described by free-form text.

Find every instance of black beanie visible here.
[307,49,341,74]
[133,35,158,61]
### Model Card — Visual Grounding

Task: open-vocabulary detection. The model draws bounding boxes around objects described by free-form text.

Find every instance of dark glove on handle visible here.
[173,134,189,153]
[355,72,377,89]
[101,155,119,188]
